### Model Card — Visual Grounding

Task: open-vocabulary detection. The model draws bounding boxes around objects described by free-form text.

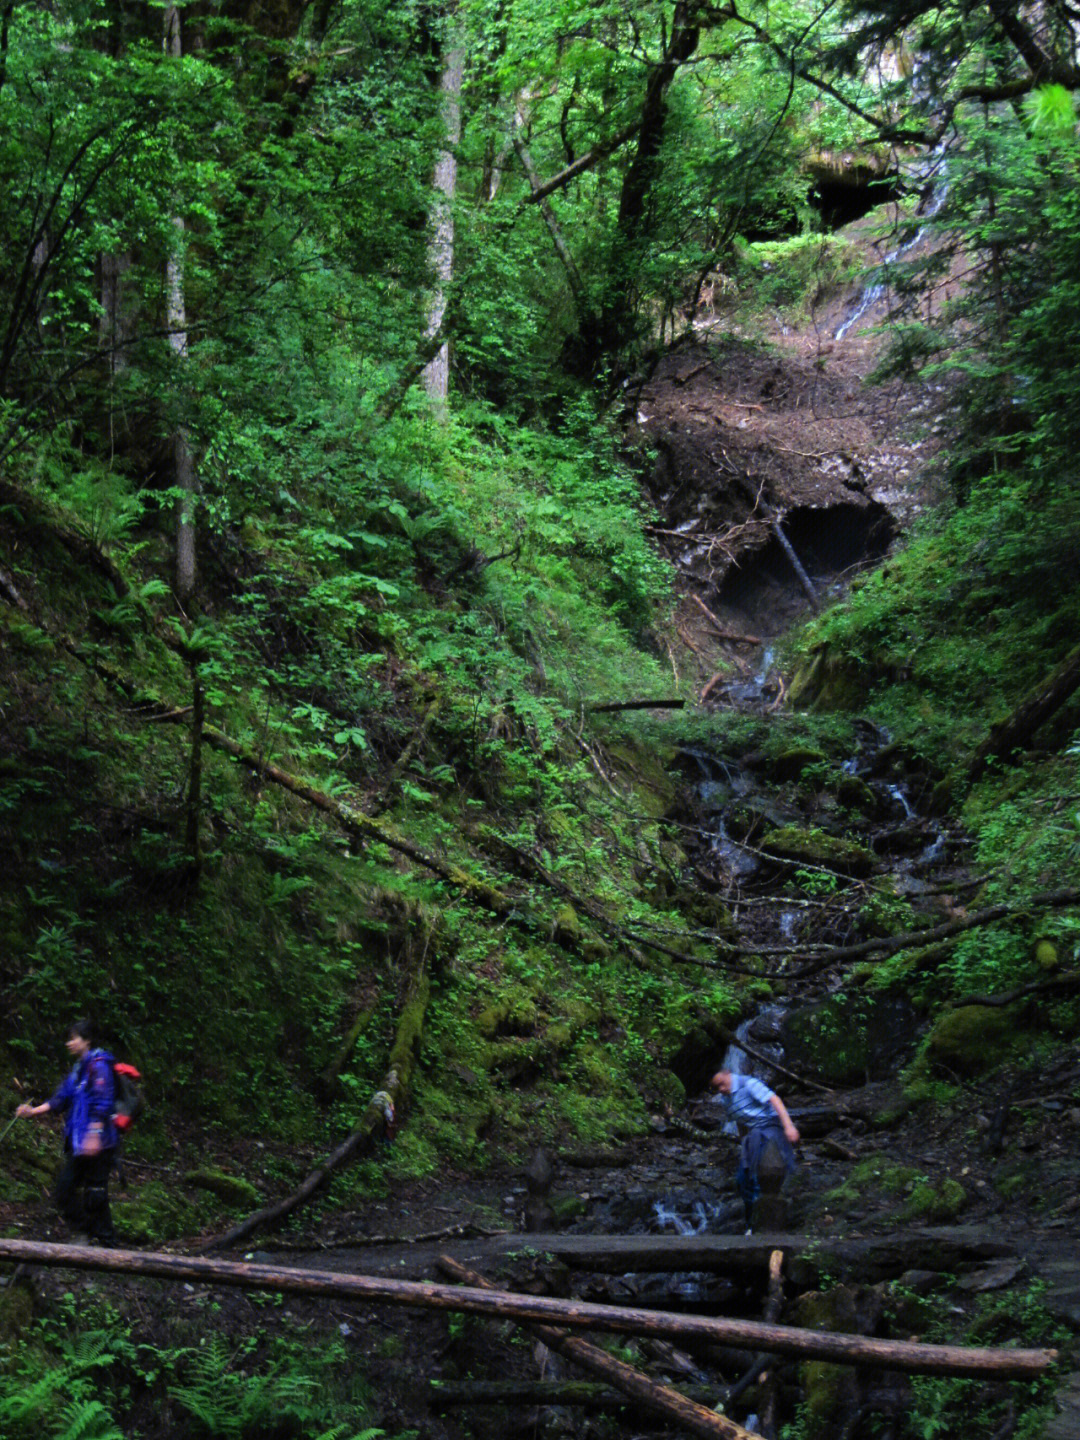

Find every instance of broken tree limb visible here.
[436,1254,755,1440]
[429,1378,727,1410]
[784,887,1080,977]
[520,119,642,204]
[587,698,686,713]
[968,642,1080,782]
[700,671,726,703]
[758,1250,785,1436]
[0,1240,1055,1378]
[197,949,429,1253]
[952,970,1080,1009]
[194,722,514,916]
[768,513,820,611]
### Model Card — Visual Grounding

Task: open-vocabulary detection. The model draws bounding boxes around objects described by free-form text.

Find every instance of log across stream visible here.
[0,1238,1055,1380]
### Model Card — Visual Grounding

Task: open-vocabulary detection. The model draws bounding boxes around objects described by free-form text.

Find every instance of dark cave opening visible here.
[716,502,897,623]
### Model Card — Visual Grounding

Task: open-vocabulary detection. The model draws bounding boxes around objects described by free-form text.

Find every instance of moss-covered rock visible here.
[783,992,918,1085]
[836,774,878,816]
[901,1175,967,1222]
[760,826,876,877]
[553,905,583,948]
[1034,938,1060,971]
[923,1005,1024,1076]
[787,644,868,711]
[770,746,827,782]
[791,1285,860,1432]
[184,1169,263,1209]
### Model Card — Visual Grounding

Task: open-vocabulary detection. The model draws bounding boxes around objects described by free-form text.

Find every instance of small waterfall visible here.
[887,783,915,818]
[711,818,760,879]
[836,152,950,341]
[915,830,946,867]
[652,1197,726,1234]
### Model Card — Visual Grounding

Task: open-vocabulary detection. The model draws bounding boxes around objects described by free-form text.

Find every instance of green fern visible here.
[0,1364,71,1425]
[54,1398,125,1440]
[169,1332,324,1438]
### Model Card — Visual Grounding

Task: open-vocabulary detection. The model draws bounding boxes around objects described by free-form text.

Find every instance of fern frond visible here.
[55,1397,125,1440]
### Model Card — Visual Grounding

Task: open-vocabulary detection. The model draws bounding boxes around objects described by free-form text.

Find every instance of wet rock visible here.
[837,773,878,816]
[955,1258,1025,1292]
[759,825,876,877]
[770,747,828,782]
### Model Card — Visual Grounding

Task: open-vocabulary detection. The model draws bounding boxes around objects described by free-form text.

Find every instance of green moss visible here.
[836,774,878,816]
[759,826,876,877]
[791,1286,860,1431]
[923,1006,1024,1077]
[901,1176,967,1222]
[184,1170,263,1209]
[553,905,583,947]
[770,746,827,782]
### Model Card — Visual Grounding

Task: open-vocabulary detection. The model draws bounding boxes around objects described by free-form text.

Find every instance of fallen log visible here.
[437,1254,754,1440]
[968,642,1080,782]
[587,699,686,712]
[356,1226,1016,1287]
[429,1378,726,1410]
[0,1240,1055,1379]
[197,945,429,1253]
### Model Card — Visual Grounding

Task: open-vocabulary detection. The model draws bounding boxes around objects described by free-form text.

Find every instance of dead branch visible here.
[436,1255,759,1440]
[0,565,29,611]
[197,944,429,1252]
[787,888,1080,977]
[429,1378,727,1410]
[587,699,686,712]
[700,671,726,703]
[968,642,1080,782]
[951,970,1080,1009]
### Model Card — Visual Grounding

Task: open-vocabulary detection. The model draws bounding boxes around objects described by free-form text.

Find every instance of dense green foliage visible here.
[3,0,1080,1432]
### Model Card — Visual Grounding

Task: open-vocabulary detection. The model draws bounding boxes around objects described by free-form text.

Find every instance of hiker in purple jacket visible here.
[710,1068,799,1233]
[17,1018,117,1244]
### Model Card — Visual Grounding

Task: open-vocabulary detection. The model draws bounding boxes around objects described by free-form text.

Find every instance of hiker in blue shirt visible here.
[17,1018,117,1244]
[710,1068,799,1233]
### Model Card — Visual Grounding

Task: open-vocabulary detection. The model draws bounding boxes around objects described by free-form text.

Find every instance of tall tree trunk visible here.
[565,4,701,372]
[422,40,464,409]
[164,3,196,602]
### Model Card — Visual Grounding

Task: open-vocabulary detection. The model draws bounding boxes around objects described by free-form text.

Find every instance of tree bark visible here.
[967,642,1080,782]
[408,1226,1018,1285]
[0,1239,1054,1378]
[422,41,464,409]
[437,1255,755,1440]
[164,3,196,601]
[429,1378,729,1409]
[513,125,586,305]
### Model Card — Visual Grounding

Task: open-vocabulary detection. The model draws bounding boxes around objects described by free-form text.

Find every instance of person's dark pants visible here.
[55,1148,115,1243]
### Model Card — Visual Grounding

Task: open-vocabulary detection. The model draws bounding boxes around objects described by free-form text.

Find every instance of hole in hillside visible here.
[811,175,902,230]
[716,501,896,631]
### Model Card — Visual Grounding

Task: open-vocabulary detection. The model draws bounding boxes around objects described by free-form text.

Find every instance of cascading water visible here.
[835,148,950,342]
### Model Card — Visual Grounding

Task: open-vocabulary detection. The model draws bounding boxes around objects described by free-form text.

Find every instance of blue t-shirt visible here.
[712,1073,776,1130]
